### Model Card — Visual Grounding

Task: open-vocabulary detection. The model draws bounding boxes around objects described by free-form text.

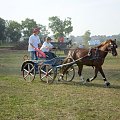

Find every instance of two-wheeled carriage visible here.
[21,55,75,83]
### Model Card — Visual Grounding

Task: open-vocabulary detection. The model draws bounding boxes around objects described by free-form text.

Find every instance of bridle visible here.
[107,42,117,53]
[97,41,118,53]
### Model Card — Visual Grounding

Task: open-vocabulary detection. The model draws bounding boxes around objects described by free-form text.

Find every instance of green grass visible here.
[0,49,120,120]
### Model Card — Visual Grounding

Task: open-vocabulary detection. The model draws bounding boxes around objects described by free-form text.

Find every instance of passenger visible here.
[28,28,42,60]
[40,37,57,60]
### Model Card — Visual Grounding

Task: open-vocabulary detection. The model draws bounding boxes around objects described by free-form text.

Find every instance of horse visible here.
[60,39,118,86]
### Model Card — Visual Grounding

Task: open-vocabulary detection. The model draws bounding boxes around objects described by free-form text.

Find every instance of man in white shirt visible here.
[40,37,56,59]
[28,28,42,60]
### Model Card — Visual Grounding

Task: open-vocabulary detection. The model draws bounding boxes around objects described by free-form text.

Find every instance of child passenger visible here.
[40,37,56,60]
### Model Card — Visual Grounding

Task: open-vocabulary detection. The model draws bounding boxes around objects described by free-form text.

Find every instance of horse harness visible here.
[88,48,100,60]
[66,40,117,63]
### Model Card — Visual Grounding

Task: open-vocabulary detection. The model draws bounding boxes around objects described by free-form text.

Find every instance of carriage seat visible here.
[43,57,63,66]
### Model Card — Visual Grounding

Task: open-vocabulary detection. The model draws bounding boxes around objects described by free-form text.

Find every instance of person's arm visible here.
[30,43,35,49]
[30,39,42,49]
[38,43,42,48]
[49,43,56,50]
[29,36,36,49]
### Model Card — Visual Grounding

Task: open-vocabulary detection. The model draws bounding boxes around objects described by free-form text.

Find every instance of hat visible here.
[46,37,52,41]
[33,28,40,33]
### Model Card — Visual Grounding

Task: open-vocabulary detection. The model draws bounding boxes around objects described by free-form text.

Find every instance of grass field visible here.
[0,49,120,120]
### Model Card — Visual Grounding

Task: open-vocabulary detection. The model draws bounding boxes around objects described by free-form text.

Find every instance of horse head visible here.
[107,39,118,56]
[97,39,118,56]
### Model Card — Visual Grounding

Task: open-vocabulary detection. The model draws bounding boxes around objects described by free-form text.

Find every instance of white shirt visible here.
[28,34,40,51]
[40,41,54,52]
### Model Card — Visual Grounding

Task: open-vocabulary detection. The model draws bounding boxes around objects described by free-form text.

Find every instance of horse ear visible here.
[114,39,118,48]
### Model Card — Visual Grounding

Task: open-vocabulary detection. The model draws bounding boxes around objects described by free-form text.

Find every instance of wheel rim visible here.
[62,66,75,82]
[39,64,56,84]
[23,63,35,82]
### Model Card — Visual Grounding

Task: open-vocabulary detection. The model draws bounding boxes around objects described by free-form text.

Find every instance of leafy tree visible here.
[21,18,37,37]
[48,16,73,39]
[21,18,49,41]
[82,30,91,47]
[0,17,6,44]
[64,17,73,35]
[37,24,50,41]
[5,20,22,43]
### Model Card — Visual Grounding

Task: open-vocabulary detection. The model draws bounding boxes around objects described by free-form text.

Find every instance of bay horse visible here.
[60,39,118,86]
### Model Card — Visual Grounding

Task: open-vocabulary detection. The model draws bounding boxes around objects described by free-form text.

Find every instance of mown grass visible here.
[0,49,120,120]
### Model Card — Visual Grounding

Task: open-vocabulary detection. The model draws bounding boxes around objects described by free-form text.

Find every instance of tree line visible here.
[0,16,73,45]
[0,16,120,48]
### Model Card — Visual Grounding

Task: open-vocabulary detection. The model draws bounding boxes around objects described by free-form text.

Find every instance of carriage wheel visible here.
[22,62,36,82]
[62,66,75,82]
[39,64,57,84]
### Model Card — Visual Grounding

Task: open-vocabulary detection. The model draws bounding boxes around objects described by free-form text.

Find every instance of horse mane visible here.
[95,39,112,49]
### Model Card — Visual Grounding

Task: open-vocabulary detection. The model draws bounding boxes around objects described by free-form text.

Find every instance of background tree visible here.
[82,30,91,47]
[5,20,22,43]
[64,17,73,36]
[14,18,50,50]
[48,16,73,40]
[21,18,50,41]
[37,24,50,42]
[0,18,6,44]
[21,18,37,38]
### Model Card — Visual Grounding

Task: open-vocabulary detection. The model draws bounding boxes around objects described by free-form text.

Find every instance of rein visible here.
[98,49,110,53]
[58,54,88,68]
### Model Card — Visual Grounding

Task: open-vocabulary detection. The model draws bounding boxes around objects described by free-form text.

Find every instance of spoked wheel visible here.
[39,64,57,84]
[22,62,36,82]
[62,66,75,82]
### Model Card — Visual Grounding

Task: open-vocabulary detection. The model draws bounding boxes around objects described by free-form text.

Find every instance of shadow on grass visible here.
[56,81,120,89]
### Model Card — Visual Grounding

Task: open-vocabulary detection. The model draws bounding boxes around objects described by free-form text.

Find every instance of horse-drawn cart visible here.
[21,56,75,83]
[21,39,118,86]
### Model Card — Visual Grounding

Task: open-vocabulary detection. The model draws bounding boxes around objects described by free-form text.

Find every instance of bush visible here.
[13,40,28,50]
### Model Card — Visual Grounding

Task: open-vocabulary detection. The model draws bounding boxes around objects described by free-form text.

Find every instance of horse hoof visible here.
[105,82,110,87]
[58,77,62,81]
[86,78,90,82]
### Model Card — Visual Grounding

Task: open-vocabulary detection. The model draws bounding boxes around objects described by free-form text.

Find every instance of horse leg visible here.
[59,58,72,81]
[86,67,98,82]
[77,64,85,83]
[98,67,110,86]
[59,65,72,81]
